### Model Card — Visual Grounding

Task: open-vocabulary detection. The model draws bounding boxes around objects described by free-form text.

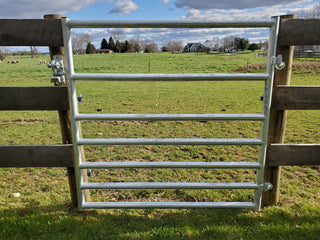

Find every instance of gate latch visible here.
[47,55,65,85]
[272,55,285,70]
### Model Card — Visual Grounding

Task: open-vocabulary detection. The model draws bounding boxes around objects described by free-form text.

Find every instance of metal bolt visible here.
[87,169,93,177]
[77,94,84,103]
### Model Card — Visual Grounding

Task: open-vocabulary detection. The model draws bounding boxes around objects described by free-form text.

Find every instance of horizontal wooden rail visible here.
[278,19,320,46]
[0,86,69,110]
[272,86,320,110]
[268,144,320,166]
[0,19,63,46]
[0,145,73,167]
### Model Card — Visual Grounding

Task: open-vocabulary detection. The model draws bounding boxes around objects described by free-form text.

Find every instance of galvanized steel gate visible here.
[62,17,281,211]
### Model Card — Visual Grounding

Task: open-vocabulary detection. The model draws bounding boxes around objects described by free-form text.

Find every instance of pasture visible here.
[0,52,319,239]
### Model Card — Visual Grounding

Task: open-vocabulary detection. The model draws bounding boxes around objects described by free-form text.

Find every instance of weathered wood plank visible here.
[0,145,73,167]
[268,144,320,166]
[278,19,320,46]
[0,19,63,46]
[273,86,320,110]
[0,86,69,110]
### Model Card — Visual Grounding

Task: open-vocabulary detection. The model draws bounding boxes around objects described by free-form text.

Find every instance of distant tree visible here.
[132,43,140,52]
[108,36,115,52]
[161,46,168,52]
[111,30,125,43]
[122,40,131,52]
[166,41,183,53]
[297,2,320,18]
[86,42,96,54]
[115,40,122,53]
[144,42,158,53]
[30,46,39,58]
[0,47,10,61]
[235,38,249,51]
[129,35,142,52]
[72,32,92,54]
[248,43,259,52]
[222,35,235,51]
[100,38,108,49]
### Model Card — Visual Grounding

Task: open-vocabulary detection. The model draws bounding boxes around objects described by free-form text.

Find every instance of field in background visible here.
[0,52,319,239]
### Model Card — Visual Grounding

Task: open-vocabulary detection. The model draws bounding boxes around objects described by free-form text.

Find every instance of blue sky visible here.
[0,0,319,49]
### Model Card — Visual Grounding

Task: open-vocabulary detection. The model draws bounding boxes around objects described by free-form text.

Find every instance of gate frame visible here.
[62,17,281,211]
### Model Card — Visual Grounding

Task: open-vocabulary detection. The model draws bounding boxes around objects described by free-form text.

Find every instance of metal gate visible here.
[62,17,282,211]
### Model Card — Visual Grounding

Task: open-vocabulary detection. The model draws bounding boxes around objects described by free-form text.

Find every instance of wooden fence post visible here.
[44,14,90,208]
[262,14,297,207]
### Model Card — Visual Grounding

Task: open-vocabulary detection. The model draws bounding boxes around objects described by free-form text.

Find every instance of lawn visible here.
[0,52,319,240]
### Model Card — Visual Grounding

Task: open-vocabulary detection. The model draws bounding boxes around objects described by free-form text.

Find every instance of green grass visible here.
[0,52,319,240]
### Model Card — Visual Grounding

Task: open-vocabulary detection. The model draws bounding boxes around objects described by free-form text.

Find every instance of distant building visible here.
[183,43,207,53]
[96,49,114,54]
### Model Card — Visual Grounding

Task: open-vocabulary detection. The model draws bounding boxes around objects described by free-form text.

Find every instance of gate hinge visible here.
[47,55,65,85]
[262,182,273,191]
[272,55,285,70]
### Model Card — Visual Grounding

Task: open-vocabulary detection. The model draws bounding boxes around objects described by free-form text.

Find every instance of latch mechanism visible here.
[47,55,65,85]
[272,55,285,70]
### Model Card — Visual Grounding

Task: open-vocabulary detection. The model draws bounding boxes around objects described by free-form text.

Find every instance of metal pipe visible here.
[82,201,256,209]
[81,182,259,189]
[77,138,263,146]
[74,113,265,121]
[62,17,84,210]
[78,161,261,169]
[66,19,275,28]
[70,73,269,81]
[254,16,280,210]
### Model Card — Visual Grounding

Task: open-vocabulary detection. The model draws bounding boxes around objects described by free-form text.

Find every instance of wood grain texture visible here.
[273,86,320,110]
[268,144,320,166]
[0,19,63,46]
[278,19,320,46]
[0,145,73,167]
[0,86,69,110]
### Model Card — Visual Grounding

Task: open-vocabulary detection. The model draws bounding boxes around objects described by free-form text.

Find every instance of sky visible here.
[0,0,319,50]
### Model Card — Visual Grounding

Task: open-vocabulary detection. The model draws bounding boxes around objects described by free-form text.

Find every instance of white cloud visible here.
[0,0,112,18]
[175,0,310,10]
[109,0,138,15]
[161,0,171,4]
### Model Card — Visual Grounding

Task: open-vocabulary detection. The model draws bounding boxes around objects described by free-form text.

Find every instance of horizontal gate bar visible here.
[81,182,259,190]
[77,138,263,146]
[70,73,269,81]
[79,161,261,169]
[74,113,265,121]
[67,19,274,28]
[82,201,256,209]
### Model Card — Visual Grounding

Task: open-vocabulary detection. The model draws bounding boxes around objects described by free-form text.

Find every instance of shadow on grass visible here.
[1,202,320,240]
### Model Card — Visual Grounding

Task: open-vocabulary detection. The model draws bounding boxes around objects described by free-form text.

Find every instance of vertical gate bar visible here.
[62,17,85,210]
[254,16,280,211]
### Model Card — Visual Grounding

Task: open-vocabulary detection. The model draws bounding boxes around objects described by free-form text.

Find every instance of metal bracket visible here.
[47,55,66,85]
[262,182,273,191]
[272,55,285,70]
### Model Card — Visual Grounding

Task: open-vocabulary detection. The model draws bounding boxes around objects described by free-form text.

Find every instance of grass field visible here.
[0,52,319,239]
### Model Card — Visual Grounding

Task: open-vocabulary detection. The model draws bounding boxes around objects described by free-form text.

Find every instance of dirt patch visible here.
[233,62,320,72]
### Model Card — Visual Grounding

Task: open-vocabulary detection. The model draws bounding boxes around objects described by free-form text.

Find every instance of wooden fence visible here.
[0,14,319,208]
